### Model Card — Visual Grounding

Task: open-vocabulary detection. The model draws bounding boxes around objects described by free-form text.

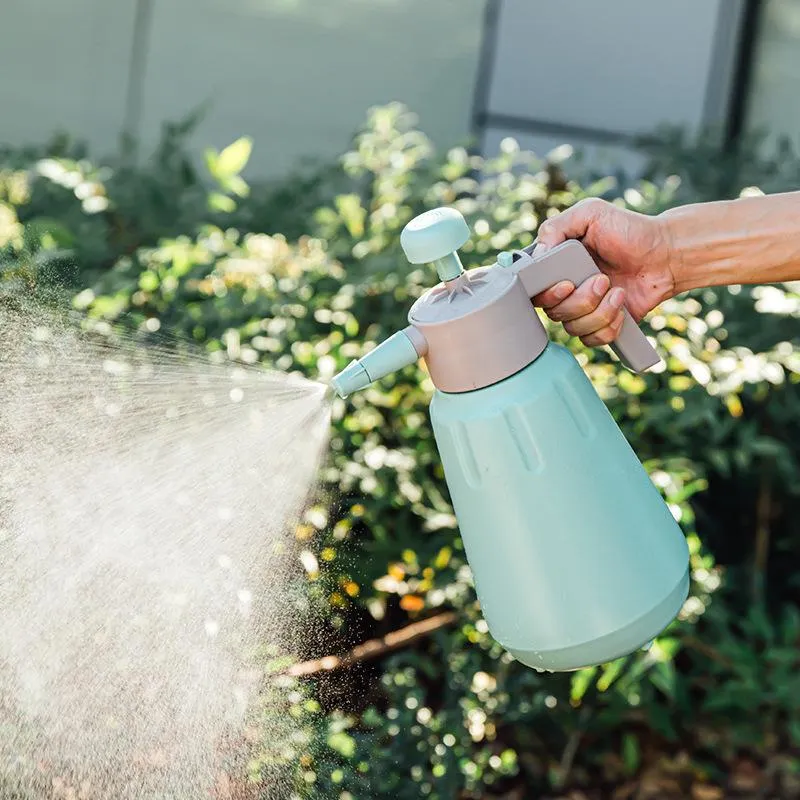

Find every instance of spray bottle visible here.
[331,207,689,672]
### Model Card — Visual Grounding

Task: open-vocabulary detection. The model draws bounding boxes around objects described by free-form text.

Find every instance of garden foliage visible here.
[2,104,800,798]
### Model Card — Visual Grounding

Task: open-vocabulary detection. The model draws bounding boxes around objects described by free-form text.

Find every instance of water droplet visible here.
[0,304,331,793]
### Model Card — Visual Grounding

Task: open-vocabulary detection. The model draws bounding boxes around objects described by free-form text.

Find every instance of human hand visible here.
[532,198,676,347]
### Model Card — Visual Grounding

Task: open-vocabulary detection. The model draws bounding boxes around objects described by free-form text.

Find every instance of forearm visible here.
[659,191,800,294]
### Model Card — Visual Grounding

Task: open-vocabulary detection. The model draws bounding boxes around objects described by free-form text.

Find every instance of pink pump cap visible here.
[401,209,660,394]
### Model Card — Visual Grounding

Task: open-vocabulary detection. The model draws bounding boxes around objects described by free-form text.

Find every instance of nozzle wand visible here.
[330,328,427,398]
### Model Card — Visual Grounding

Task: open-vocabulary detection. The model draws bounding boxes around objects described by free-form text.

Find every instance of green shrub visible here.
[2,104,800,797]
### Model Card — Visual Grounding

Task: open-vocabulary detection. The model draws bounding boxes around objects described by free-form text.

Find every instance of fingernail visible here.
[532,242,549,257]
[593,275,609,297]
[609,287,625,307]
[552,281,573,301]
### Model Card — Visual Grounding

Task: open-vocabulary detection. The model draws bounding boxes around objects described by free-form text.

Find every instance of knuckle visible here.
[575,197,611,217]
[576,296,598,316]
[597,327,616,345]
[536,290,558,309]
[575,197,605,214]
[598,304,617,325]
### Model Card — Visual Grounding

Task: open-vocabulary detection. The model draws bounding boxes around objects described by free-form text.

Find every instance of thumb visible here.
[533,198,604,254]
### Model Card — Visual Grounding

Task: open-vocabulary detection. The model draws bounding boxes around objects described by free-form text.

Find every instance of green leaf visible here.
[223,174,250,198]
[597,657,626,692]
[789,720,800,747]
[216,136,253,177]
[650,660,677,700]
[652,636,682,660]
[327,730,357,759]
[203,147,219,176]
[208,192,236,213]
[23,217,76,249]
[751,437,786,458]
[782,604,800,643]
[707,449,730,476]
[334,193,366,238]
[138,271,159,292]
[647,704,677,740]
[570,666,597,704]
[622,733,641,775]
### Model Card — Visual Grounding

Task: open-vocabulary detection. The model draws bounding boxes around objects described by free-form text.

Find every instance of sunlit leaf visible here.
[215,136,253,177]
[570,666,597,704]
[208,192,236,213]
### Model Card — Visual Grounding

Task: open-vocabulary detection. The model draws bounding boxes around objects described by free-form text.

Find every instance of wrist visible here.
[656,207,694,297]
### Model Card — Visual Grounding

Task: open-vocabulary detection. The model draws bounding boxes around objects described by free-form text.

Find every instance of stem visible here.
[752,469,773,603]
[285,611,458,678]
[553,705,592,789]
[678,634,734,669]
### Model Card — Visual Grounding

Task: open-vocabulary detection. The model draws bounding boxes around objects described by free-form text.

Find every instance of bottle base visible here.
[504,569,690,673]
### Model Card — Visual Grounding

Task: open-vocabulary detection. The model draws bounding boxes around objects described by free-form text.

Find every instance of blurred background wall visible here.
[1,0,799,177]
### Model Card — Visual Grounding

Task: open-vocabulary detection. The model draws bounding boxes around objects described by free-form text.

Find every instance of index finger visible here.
[533,280,575,309]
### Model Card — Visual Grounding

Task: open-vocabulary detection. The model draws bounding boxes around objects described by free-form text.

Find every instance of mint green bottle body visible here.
[430,343,690,672]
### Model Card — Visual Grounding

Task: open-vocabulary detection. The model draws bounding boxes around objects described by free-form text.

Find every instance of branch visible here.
[678,633,734,669]
[285,610,458,678]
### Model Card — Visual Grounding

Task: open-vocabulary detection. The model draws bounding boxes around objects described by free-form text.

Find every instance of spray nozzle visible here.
[330,327,427,398]
[330,360,369,399]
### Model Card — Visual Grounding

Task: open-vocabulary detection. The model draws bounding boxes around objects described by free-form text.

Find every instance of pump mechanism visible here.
[331,206,659,399]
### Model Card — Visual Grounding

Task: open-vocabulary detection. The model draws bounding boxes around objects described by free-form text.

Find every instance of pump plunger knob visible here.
[401,207,470,282]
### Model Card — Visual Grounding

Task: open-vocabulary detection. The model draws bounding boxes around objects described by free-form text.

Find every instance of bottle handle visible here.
[514,240,660,373]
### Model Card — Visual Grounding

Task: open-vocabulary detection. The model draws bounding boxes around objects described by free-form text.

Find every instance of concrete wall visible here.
[0,0,138,156]
[136,0,485,176]
[0,0,485,176]
[0,0,767,180]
